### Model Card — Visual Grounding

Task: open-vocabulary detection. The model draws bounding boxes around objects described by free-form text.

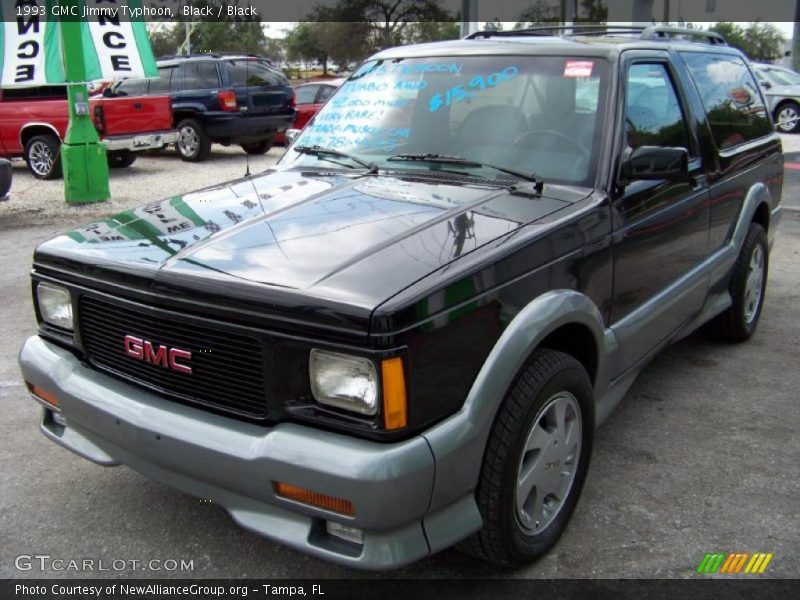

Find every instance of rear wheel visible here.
[107,151,137,168]
[240,139,272,155]
[24,134,62,179]
[775,101,800,133]
[706,223,768,342]
[459,349,593,567]
[176,119,211,162]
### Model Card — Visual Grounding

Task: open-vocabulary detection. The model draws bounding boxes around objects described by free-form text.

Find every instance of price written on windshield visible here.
[428,66,518,112]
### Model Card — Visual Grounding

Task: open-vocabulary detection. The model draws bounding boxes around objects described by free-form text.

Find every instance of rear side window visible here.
[680,52,772,149]
[228,61,285,87]
[1,86,67,99]
[295,84,319,105]
[183,61,220,90]
[113,78,147,96]
[317,84,336,103]
[150,66,179,93]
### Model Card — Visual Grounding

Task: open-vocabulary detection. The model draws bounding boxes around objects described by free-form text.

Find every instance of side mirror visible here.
[284,128,301,147]
[102,87,113,97]
[621,146,690,182]
[760,80,772,90]
[0,159,13,202]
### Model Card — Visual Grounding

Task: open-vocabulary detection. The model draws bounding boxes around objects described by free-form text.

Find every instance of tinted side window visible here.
[150,66,178,93]
[680,52,772,149]
[183,61,219,90]
[1,86,67,99]
[113,78,147,96]
[228,61,285,87]
[295,85,319,105]
[625,63,691,151]
[316,84,336,103]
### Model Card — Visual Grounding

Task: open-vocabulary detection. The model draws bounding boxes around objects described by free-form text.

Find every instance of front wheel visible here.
[775,102,800,133]
[706,223,768,342]
[459,349,593,567]
[24,134,62,179]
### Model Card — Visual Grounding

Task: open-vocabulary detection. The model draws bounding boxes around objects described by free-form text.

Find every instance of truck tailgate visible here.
[91,95,172,136]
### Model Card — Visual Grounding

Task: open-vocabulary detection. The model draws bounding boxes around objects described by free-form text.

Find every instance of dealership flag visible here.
[0,0,157,87]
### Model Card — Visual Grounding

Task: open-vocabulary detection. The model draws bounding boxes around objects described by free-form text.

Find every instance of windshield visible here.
[280,55,610,185]
[760,66,800,86]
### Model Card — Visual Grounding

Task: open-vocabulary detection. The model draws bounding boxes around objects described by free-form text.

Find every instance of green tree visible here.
[147,23,183,58]
[406,21,461,44]
[307,0,452,49]
[484,18,503,32]
[286,23,329,73]
[709,22,784,61]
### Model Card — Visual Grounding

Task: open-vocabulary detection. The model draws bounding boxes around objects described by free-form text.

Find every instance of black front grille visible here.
[78,296,268,418]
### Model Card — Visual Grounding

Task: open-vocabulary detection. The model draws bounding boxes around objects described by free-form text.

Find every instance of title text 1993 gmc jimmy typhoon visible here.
[18,26,783,569]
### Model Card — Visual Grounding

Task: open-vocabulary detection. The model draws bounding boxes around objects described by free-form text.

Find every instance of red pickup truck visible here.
[0,86,178,179]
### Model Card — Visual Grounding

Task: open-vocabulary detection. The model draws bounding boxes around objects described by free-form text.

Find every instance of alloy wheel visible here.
[515,391,582,534]
[29,141,54,177]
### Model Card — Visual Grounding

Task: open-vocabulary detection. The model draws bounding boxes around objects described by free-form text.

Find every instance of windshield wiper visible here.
[387,153,543,190]
[294,145,378,174]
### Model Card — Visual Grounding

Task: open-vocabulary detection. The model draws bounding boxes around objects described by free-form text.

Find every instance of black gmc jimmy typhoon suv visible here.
[19,27,783,569]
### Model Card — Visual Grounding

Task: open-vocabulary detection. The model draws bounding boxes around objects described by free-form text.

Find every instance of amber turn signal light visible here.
[274,482,354,516]
[381,357,407,430]
[26,382,59,407]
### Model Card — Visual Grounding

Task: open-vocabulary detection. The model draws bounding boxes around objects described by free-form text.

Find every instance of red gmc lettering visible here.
[123,335,143,359]
[144,341,168,367]
[169,349,192,374]
[123,335,192,374]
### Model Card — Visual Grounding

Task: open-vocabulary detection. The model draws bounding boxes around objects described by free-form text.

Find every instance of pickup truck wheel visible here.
[176,119,211,162]
[240,139,272,155]
[459,349,593,567]
[775,102,800,133]
[25,134,62,180]
[107,151,137,169]
[706,223,768,342]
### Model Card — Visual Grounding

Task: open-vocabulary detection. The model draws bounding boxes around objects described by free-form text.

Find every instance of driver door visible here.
[609,56,710,376]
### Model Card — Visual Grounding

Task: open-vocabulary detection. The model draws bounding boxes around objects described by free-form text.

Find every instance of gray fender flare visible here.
[422,290,609,517]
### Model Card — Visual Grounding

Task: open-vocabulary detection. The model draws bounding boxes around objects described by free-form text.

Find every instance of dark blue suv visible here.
[110,54,295,162]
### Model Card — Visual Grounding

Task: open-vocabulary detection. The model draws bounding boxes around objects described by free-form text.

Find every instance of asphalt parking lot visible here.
[0,145,798,579]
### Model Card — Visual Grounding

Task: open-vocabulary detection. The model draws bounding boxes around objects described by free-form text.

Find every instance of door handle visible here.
[133,103,143,109]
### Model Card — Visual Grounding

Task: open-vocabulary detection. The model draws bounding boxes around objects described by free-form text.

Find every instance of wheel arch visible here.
[20,123,61,149]
[421,290,611,525]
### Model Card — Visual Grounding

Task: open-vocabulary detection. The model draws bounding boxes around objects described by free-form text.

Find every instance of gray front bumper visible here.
[18,336,445,569]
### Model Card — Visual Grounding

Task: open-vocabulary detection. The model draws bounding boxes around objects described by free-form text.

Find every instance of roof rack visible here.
[466,24,727,46]
[641,25,727,45]
[157,53,274,63]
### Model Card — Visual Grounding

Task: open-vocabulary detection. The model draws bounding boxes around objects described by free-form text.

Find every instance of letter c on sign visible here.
[103,31,125,49]
[169,349,192,374]
[124,335,143,359]
[17,40,39,59]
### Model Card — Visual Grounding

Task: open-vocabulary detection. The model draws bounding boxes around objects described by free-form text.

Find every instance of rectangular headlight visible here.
[37,282,73,330]
[309,350,378,416]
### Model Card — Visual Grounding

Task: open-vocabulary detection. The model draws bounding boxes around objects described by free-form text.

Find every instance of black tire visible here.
[175,119,211,162]
[24,134,62,180]
[240,139,272,155]
[459,349,594,567]
[705,223,768,342]
[774,101,800,134]
[107,151,137,169]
